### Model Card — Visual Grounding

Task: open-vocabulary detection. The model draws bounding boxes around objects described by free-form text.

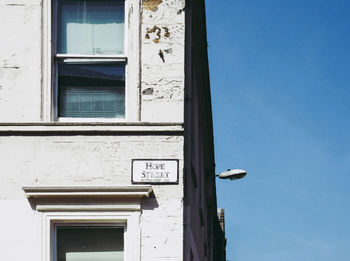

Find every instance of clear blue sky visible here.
[206,1,350,260]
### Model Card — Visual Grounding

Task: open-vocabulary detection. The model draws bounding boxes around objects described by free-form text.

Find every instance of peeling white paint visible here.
[141,0,185,122]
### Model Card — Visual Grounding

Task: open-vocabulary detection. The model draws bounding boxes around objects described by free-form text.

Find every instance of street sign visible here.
[132,159,179,184]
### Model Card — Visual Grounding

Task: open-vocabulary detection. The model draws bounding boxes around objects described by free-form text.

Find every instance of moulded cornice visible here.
[22,185,153,212]
[23,185,153,198]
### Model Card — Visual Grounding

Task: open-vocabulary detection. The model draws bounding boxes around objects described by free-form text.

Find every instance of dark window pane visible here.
[56,226,124,261]
[58,63,125,118]
[58,0,125,55]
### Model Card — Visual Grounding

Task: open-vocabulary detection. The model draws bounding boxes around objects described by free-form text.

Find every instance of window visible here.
[54,0,127,119]
[23,186,152,261]
[55,225,124,261]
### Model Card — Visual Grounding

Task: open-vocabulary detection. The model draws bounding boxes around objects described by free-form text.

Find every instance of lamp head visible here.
[217,169,247,180]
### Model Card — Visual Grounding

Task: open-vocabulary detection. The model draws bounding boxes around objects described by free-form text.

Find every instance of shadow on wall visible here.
[141,191,159,210]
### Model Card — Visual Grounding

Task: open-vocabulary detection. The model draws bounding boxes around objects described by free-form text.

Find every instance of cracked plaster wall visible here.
[0,0,42,122]
[141,0,185,122]
[0,0,185,123]
[0,135,184,260]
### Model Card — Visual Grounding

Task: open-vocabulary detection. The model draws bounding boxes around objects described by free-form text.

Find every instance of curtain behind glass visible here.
[57,226,124,261]
[58,0,125,55]
[58,62,125,118]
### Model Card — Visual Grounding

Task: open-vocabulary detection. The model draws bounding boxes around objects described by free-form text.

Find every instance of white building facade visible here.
[0,0,225,260]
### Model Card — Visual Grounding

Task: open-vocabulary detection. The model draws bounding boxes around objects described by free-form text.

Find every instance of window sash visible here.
[57,0,126,56]
[56,61,126,119]
[44,0,140,122]
[53,0,128,120]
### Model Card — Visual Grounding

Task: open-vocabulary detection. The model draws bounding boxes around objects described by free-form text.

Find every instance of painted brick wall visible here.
[0,0,185,122]
[0,0,187,260]
[0,135,184,260]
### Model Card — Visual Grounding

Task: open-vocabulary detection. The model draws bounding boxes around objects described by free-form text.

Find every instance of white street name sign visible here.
[132,159,179,184]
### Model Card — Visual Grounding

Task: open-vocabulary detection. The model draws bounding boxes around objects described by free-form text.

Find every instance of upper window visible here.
[57,0,125,55]
[55,0,127,119]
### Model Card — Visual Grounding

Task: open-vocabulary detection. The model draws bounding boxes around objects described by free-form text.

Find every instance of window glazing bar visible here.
[55,53,127,60]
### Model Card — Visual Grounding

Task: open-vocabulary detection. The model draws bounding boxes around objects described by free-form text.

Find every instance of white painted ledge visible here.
[23,185,153,198]
[35,204,142,212]
[22,185,153,212]
[0,122,184,132]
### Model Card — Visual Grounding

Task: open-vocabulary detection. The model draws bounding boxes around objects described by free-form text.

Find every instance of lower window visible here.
[57,62,126,119]
[55,225,124,261]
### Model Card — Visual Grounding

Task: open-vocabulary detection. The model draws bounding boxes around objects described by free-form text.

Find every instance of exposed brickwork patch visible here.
[143,0,163,12]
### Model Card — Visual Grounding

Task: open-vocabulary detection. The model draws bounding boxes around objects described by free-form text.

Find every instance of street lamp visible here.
[216,169,247,180]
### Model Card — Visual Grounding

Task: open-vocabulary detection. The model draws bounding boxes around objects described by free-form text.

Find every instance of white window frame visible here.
[23,185,152,261]
[42,0,141,122]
